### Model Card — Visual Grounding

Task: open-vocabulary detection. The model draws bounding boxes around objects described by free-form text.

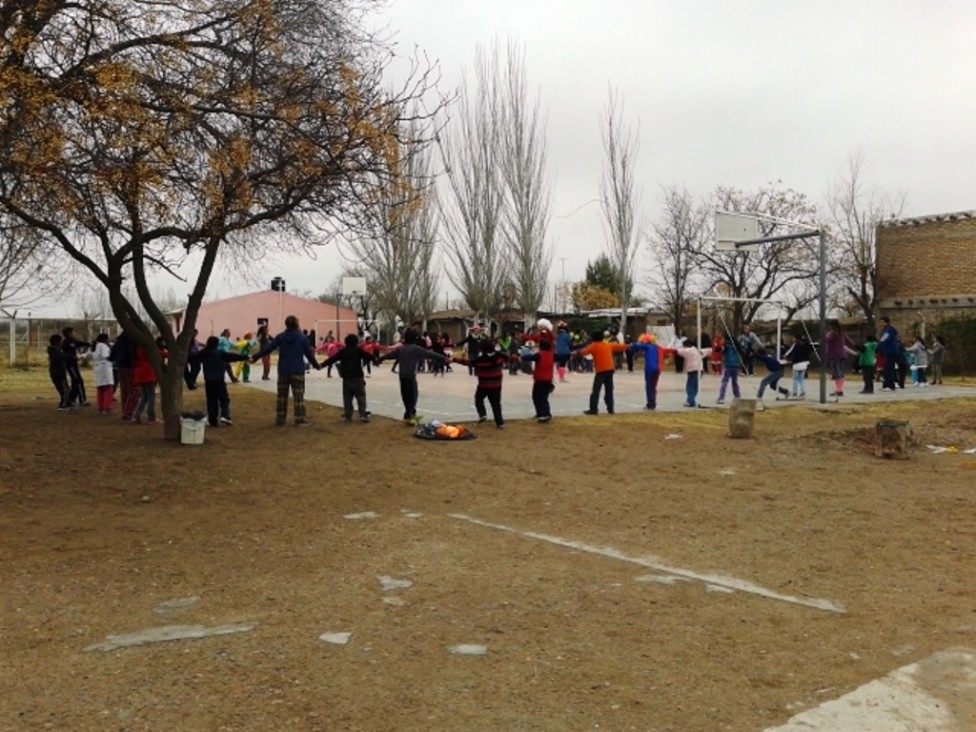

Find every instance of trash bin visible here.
[180,411,207,445]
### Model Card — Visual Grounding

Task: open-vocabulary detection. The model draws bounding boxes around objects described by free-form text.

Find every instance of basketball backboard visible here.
[341,276,367,297]
[715,211,760,252]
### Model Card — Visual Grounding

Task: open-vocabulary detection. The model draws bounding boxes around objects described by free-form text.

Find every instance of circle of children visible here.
[46,313,944,428]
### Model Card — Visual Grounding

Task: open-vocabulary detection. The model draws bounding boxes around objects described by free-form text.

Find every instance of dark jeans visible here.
[861,365,875,393]
[643,369,660,409]
[185,359,201,389]
[589,370,615,413]
[342,377,368,418]
[685,371,699,406]
[51,373,70,408]
[531,381,553,418]
[66,361,86,404]
[475,386,503,426]
[205,379,231,425]
[882,356,897,389]
[399,376,419,419]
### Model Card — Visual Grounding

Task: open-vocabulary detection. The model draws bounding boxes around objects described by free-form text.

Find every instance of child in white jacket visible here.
[91,333,115,414]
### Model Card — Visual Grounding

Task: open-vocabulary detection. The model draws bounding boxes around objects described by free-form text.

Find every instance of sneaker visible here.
[219,417,233,426]
[607,409,615,414]
[295,420,310,428]
[361,412,371,423]
[716,399,725,405]
[583,409,598,415]
[131,417,142,424]
[537,416,552,423]
[682,402,695,408]
[644,405,655,411]
[496,423,505,429]
[147,419,159,425]
[477,415,488,423]
[881,387,894,392]
[57,406,71,412]
[343,416,352,423]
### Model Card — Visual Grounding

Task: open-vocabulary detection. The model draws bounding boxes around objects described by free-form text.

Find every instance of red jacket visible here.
[531,349,555,382]
[133,345,166,385]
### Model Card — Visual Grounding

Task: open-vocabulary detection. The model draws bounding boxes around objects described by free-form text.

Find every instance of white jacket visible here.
[92,342,114,387]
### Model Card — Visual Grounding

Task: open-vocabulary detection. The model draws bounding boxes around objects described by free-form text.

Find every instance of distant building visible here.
[169,290,359,343]
[876,210,976,324]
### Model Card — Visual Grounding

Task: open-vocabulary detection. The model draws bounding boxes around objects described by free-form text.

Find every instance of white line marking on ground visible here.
[448,513,845,614]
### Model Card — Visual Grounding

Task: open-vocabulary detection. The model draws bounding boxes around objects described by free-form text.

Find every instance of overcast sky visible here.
[39,0,976,315]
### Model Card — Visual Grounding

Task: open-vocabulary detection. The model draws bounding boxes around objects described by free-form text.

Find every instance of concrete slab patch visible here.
[84,623,257,652]
[344,511,379,520]
[152,596,201,616]
[765,648,976,731]
[378,575,413,591]
[635,574,689,586]
[319,632,352,645]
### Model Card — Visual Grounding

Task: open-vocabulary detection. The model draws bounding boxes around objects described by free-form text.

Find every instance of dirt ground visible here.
[2,367,976,731]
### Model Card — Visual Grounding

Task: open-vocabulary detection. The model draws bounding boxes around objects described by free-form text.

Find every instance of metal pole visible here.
[818,231,827,405]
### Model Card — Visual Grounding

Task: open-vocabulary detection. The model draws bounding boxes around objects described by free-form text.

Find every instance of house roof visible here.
[880,210,976,228]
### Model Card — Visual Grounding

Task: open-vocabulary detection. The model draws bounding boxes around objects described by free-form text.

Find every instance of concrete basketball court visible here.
[243,363,974,424]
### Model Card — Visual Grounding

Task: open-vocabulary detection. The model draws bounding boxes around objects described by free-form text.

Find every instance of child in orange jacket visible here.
[574,329,630,415]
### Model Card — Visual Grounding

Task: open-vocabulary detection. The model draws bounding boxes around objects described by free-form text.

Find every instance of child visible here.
[234,332,257,382]
[858,335,877,394]
[320,333,374,422]
[554,323,572,382]
[754,348,789,405]
[574,329,630,415]
[131,341,165,425]
[674,340,704,407]
[717,339,742,404]
[929,335,945,385]
[47,334,71,411]
[782,334,811,398]
[91,333,115,414]
[377,330,446,424]
[452,336,509,428]
[523,338,555,423]
[629,334,661,410]
[906,335,928,386]
[192,336,249,426]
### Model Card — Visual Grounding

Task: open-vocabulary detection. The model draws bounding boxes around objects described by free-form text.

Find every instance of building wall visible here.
[876,212,976,323]
[177,291,359,344]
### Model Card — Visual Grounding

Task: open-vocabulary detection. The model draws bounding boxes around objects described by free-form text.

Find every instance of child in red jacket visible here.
[524,338,555,422]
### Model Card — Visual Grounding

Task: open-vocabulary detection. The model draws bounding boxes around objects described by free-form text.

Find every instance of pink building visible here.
[170,290,359,344]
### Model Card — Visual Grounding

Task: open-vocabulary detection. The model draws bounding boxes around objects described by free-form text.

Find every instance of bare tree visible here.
[0,0,443,440]
[646,186,709,330]
[342,117,441,333]
[825,151,906,332]
[500,42,552,326]
[599,88,641,330]
[0,218,70,316]
[440,43,510,329]
[698,182,821,334]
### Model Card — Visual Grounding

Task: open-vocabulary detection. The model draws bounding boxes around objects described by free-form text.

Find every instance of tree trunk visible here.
[159,348,187,442]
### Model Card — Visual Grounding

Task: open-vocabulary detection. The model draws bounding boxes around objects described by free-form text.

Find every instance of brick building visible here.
[875,210,976,327]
